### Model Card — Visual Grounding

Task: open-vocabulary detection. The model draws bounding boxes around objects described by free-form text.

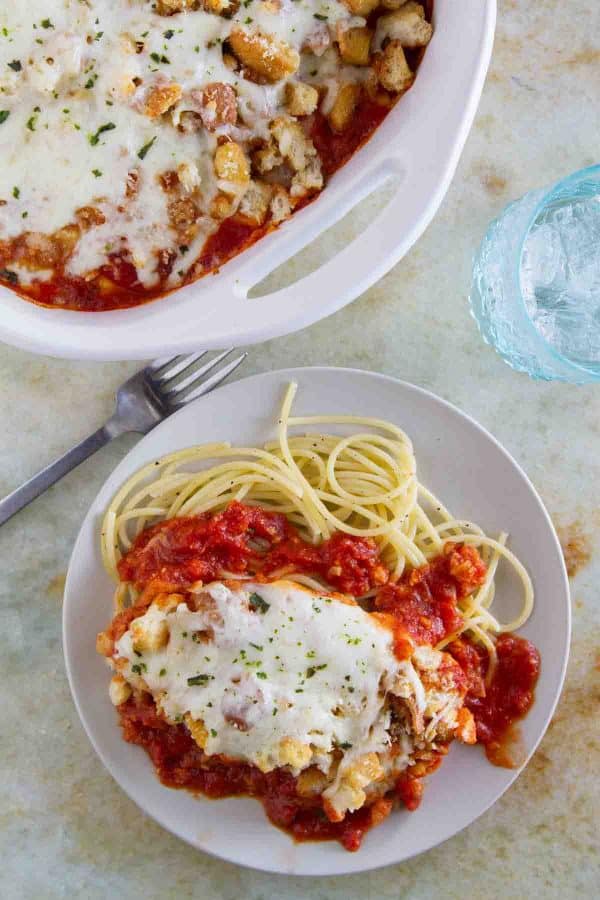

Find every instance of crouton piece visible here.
[374,5,433,50]
[199,82,238,131]
[52,224,80,259]
[214,141,251,186]
[338,27,373,67]
[130,614,169,654]
[290,156,323,198]
[296,766,329,797]
[210,192,236,219]
[328,82,361,132]
[372,40,414,93]
[144,82,182,118]
[156,0,196,12]
[270,117,317,172]
[237,180,272,227]
[270,185,292,223]
[302,23,331,56]
[252,142,283,174]
[177,162,201,194]
[342,0,379,15]
[76,206,106,230]
[456,707,477,744]
[185,714,208,748]
[285,80,319,117]
[168,197,201,231]
[153,593,185,613]
[278,737,313,770]
[109,675,132,707]
[203,0,240,15]
[323,753,384,822]
[177,111,204,134]
[96,630,113,658]
[229,28,299,82]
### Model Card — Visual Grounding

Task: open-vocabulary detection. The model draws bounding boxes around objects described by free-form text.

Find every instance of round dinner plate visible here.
[63,367,570,876]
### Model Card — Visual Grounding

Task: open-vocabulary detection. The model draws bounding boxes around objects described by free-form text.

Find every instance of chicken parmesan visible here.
[96,385,541,851]
[0,0,432,311]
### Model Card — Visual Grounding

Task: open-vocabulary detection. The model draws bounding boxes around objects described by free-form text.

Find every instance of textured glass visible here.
[470,165,600,383]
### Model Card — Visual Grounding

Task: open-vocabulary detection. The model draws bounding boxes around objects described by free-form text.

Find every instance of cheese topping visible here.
[115,580,410,774]
[0,0,359,287]
[0,2,432,305]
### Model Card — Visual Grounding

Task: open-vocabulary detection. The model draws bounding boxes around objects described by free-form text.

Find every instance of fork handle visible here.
[0,421,118,527]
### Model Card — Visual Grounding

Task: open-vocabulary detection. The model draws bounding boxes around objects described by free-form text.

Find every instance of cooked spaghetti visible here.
[101,382,534,677]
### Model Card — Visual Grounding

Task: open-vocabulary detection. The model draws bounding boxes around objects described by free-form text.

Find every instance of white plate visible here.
[63,367,570,875]
[0,1,496,360]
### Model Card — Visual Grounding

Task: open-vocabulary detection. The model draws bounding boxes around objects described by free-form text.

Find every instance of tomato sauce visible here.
[118,500,388,598]
[310,100,389,177]
[451,634,541,767]
[119,692,392,851]
[374,543,487,645]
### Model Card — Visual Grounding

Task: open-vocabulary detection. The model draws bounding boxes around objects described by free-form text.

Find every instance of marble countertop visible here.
[1,1,599,897]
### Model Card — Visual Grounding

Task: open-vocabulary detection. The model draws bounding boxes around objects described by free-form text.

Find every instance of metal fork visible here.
[0,349,247,527]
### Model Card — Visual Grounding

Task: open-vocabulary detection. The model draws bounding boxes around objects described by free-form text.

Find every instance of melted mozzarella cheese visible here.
[0,0,359,287]
[116,580,412,775]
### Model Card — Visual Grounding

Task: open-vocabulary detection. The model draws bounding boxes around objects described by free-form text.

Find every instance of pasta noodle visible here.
[101,382,534,673]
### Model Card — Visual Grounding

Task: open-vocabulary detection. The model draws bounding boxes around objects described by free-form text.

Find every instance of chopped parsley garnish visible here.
[26,113,38,131]
[338,741,353,750]
[138,136,157,159]
[249,592,270,613]
[0,111,10,125]
[187,673,214,686]
[88,122,116,146]
[40,18,54,29]
[314,13,328,20]
[164,29,175,39]
[306,664,327,678]
[92,169,102,178]
[150,52,170,64]
[210,728,217,737]
[131,662,147,675]
[159,668,167,677]
[8,60,21,72]
[249,642,263,652]
[12,186,19,198]
[256,671,267,680]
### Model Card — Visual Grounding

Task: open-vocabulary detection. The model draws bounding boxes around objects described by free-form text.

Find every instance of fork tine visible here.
[164,348,235,397]
[147,354,178,373]
[171,354,248,407]
[153,351,208,384]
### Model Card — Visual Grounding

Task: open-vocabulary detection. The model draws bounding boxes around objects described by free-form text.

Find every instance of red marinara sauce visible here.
[118,500,388,597]
[450,635,541,767]
[374,543,487,645]
[119,692,392,852]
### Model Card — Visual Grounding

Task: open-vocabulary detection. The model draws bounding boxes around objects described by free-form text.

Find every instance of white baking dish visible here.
[0,0,495,361]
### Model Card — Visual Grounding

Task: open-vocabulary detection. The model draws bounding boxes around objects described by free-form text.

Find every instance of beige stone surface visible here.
[0,1,599,897]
